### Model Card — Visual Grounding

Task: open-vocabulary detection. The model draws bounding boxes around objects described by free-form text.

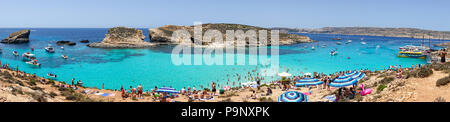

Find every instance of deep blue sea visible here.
[0,28,447,90]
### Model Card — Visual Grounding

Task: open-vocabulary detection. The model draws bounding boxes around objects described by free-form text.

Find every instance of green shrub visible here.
[436,75,450,87]
[434,97,446,102]
[377,84,387,93]
[49,92,58,98]
[379,76,394,85]
[259,97,274,102]
[416,67,433,78]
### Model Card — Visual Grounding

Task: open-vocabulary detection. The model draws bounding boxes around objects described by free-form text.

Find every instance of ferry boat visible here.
[397,45,429,59]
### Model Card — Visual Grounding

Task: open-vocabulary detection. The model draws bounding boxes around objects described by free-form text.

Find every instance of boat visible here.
[45,45,55,53]
[330,50,338,56]
[26,60,41,66]
[61,54,68,59]
[361,42,367,45]
[22,52,36,61]
[336,42,342,45]
[12,51,19,56]
[397,45,429,59]
[61,46,64,50]
[346,40,352,44]
[311,46,315,50]
[47,73,57,78]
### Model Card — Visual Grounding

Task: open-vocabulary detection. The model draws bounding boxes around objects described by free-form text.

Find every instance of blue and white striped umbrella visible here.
[278,91,307,102]
[296,78,319,82]
[155,87,179,93]
[329,72,366,87]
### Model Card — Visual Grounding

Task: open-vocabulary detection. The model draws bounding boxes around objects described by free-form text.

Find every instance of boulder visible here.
[56,40,77,46]
[1,29,30,43]
[87,27,154,48]
[80,40,89,43]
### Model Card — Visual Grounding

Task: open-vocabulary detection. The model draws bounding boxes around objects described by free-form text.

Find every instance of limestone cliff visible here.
[87,27,154,48]
[1,29,30,43]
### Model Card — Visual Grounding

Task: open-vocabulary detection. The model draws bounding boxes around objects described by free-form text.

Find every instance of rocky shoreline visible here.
[276,27,450,40]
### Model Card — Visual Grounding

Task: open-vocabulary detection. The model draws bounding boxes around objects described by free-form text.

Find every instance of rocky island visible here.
[87,27,154,48]
[1,29,31,44]
[149,23,314,47]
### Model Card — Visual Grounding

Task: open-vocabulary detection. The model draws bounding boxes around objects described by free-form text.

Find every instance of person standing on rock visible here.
[440,49,447,63]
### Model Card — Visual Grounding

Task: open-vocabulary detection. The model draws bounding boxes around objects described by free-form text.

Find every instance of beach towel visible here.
[94,92,103,95]
[101,93,110,97]
[324,95,336,102]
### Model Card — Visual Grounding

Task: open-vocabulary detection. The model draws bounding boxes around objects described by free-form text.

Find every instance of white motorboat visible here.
[45,45,55,53]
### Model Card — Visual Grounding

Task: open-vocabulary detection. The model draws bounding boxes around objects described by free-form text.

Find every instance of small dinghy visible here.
[361,42,367,45]
[47,73,57,78]
[61,54,68,59]
[330,50,338,56]
[13,51,19,56]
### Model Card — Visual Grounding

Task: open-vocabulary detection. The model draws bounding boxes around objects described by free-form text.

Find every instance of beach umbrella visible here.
[296,78,319,82]
[278,72,292,77]
[155,89,179,94]
[278,91,307,102]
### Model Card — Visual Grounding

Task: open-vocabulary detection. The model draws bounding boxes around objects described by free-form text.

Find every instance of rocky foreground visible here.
[149,23,314,47]
[1,29,31,44]
[87,27,155,48]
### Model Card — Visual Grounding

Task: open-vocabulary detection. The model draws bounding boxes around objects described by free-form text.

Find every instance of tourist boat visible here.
[12,51,19,56]
[22,52,36,61]
[47,73,57,78]
[397,45,429,59]
[26,60,41,66]
[336,42,342,45]
[330,50,338,56]
[61,54,68,59]
[346,40,352,44]
[45,45,55,53]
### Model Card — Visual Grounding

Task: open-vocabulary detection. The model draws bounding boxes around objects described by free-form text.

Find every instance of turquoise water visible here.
[0,28,447,90]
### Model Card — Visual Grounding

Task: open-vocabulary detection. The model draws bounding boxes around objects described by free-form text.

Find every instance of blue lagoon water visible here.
[0,28,447,90]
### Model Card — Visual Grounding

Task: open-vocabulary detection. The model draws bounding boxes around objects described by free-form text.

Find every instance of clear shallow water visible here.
[0,28,447,90]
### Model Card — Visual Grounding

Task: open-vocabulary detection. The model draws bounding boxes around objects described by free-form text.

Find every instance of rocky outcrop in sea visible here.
[149,23,314,47]
[87,27,154,48]
[1,29,31,44]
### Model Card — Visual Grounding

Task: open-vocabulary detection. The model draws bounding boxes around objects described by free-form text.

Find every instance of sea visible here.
[0,28,447,90]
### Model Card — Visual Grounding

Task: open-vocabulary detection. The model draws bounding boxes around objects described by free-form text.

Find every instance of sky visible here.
[0,0,449,31]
